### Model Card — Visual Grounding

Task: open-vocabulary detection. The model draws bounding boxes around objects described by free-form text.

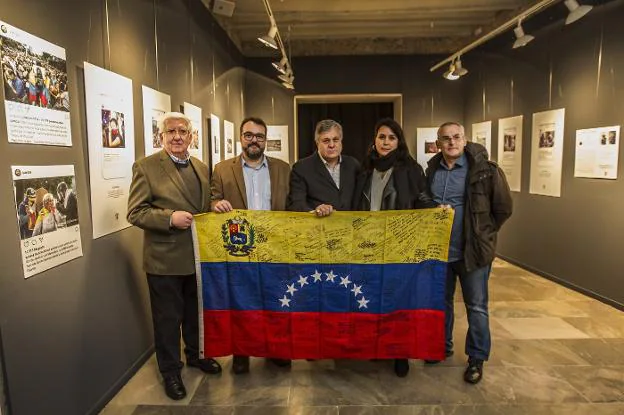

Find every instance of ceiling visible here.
[205,0,536,56]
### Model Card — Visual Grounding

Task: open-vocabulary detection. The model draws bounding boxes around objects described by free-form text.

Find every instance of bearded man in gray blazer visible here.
[127,112,221,401]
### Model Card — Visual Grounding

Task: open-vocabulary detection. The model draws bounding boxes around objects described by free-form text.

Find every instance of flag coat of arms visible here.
[193,209,453,360]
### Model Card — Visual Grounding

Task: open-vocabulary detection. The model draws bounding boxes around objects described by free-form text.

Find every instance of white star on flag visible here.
[298,275,309,287]
[351,284,362,296]
[325,271,336,282]
[312,270,323,282]
[286,283,298,296]
[357,297,370,309]
[279,295,291,307]
[340,275,352,287]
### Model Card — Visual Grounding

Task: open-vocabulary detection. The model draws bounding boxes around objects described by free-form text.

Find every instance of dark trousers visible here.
[147,273,200,376]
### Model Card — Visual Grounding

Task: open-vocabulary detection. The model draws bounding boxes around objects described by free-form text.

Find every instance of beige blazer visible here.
[127,150,210,275]
[210,155,290,210]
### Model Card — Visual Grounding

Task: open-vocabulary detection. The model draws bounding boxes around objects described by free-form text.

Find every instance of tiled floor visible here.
[101,259,624,414]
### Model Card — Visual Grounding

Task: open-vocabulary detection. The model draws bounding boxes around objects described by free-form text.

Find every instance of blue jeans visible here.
[444,261,492,361]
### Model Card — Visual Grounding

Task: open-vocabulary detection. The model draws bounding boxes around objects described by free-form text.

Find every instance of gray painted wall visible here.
[246,55,466,162]
[0,0,244,414]
[462,1,624,307]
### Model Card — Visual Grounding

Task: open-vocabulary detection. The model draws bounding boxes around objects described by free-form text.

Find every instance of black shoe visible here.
[232,355,250,374]
[187,358,222,374]
[269,358,292,368]
[425,350,454,364]
[163,374,186,400]
[464,358,484,384]
[394,359,409,377]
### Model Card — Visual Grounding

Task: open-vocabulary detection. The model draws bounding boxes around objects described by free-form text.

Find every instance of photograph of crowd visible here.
[424,141,438,154]
[539,128,555,148]
[503,131,517,152]
[102,108,126,148]
[0,35,69,111]
[15,175,79,240]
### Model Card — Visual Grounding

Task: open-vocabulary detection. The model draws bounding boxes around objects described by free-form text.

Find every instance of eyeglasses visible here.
[242,132,267,142]
[438,134,464,143]
[165,128,189,137]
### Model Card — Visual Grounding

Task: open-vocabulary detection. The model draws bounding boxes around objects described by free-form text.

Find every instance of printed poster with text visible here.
[497,115,523,192]
[142,86,171,157]
[574,126,620,179]
[12,165,82,278]
[183,102,203,161]
[84,62,135,238]
[416,127,439,170]
[530,108,565,197]
[0,21,72,145]
[471,121,492,155]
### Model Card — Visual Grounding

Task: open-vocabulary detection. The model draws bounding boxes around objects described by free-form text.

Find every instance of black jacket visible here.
[426,142,513,272]
[353,158,435,211]
[287,152,360,211]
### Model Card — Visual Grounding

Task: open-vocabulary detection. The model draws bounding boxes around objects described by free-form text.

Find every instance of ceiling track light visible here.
[261,0,295,89]
[258,24,278,50]
[513,21,534,48]
[564,0,593,25]
[278,72,294,84]
[272,56,289,75]
[430,0,595,75]
[443,62,460,80]
[453,57,468,77]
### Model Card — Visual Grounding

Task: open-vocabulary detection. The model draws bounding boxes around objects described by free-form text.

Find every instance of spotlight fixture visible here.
[453,57,468,77]
[512,22,534,48]
[258,24,278,49]
[564,0,593,25]
[278,71,294,84]
[272,56,289,75]
[443,62,460,80]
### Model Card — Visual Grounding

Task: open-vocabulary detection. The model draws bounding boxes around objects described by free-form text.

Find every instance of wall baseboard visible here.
[496,254,624,312]
[87,345,154,415]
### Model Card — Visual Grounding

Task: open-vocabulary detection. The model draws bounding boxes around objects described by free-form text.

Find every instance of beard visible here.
[244,144,263,160]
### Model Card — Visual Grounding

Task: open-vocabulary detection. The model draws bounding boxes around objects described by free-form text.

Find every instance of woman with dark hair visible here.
[353,117,436,377]
[353,118,434,212]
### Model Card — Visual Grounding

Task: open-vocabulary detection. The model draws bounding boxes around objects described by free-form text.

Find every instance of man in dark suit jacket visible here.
[211,116,291,374]
[127,112,221,401]
[287,119,360,216]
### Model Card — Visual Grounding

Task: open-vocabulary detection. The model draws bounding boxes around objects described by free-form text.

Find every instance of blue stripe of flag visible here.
[200,261,447,314]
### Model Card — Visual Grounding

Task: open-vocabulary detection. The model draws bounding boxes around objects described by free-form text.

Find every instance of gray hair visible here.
[437,121,465,138]
[42,193,55,206]
[314,119,343,142]
[158,111,192,134]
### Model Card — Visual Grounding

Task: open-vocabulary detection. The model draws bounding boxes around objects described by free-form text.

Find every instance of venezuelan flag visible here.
[193,209,453,360]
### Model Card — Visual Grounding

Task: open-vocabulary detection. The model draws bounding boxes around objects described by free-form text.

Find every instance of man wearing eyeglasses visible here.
[210,116,291,374]
[128,112,222,401]
[425,121,512,385]
[287,119,360,216]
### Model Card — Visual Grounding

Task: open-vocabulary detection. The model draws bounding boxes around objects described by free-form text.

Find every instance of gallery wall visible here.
[462,0,624,307]
[246,55,466,162]
[0,0,244,414]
